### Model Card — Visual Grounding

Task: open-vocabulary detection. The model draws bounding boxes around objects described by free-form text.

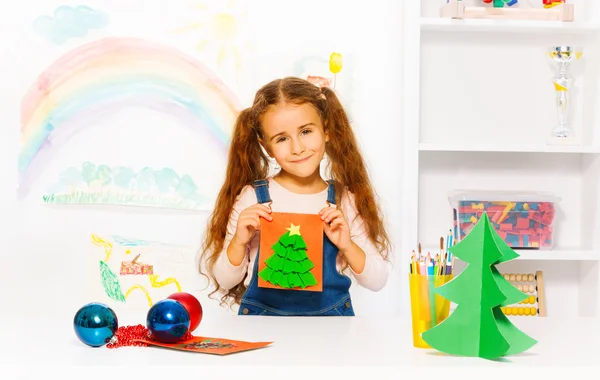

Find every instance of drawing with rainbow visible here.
[18,37,242,199]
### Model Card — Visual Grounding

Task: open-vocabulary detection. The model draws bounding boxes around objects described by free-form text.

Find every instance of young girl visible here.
[199,77,391,316]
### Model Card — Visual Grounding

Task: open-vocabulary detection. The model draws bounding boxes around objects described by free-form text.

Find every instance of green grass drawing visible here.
[43,162,209,210]
[42,190,205,210]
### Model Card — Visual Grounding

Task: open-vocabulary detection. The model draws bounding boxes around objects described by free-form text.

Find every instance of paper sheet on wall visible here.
[17,3,249,208]
[91,233,198,311]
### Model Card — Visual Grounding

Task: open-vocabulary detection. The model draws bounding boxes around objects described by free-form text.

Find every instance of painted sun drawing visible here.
[172,0,250,84]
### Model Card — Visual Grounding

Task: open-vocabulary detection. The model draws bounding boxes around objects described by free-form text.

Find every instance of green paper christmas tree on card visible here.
[421,212,537,359]
[258,223,318,289]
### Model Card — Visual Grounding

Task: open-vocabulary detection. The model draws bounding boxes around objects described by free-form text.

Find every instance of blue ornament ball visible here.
[146,299,190,343]
[73,302,118,347]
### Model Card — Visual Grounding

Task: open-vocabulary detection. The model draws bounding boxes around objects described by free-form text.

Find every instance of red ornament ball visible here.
[167,292,203,332]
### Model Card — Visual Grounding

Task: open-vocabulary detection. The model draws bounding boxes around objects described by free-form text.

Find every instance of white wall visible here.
[0,0,405,322]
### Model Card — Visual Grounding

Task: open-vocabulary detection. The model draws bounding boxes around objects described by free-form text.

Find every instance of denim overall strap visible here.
[252,179,271,205]
[326,179,336,206]
[239,178,354,316]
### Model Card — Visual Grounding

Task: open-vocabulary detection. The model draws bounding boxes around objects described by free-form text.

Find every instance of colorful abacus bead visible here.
[501,306,537,316]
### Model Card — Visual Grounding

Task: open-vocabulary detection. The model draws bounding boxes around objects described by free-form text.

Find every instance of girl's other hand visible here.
[319,206,352,252]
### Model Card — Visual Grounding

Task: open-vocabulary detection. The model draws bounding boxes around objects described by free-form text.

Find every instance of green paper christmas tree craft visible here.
[258,223,318,289]
[421,212,537,359]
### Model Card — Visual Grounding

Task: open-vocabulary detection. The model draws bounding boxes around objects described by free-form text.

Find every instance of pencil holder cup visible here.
[409,273,453,348]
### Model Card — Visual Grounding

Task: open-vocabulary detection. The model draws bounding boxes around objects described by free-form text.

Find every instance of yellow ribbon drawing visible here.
[124,285,153,306]
[149,275,182,292]
[91,234,113,262]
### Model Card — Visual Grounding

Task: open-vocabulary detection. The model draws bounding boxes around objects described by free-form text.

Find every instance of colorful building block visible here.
[452,198,556,249]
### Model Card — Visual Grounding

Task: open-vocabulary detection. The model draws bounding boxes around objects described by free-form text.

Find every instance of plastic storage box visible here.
[448,190,559,250]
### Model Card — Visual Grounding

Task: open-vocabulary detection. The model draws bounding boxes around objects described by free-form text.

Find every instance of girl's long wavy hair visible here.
[199,77,391,307]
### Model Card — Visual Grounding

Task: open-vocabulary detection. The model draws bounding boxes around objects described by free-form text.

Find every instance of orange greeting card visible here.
[136,336,272,355]
[258,212,323,292]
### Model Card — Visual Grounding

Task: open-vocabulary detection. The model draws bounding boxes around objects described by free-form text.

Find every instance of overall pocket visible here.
[323,299,355,316]
[239,302,269,316]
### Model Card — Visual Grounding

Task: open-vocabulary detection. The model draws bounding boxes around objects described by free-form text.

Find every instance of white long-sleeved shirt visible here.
[213,178,389,292]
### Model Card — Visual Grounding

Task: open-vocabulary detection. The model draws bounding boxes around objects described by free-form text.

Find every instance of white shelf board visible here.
[514,249,598,261]
[419,142,600,154]
[417,246,597,261]
[420,17,600,34]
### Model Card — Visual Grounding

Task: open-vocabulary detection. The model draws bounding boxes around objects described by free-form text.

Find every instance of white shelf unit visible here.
[402,0,600,318]
[417,245,598,261]
[420,17,600,33]
[419,142,600,153]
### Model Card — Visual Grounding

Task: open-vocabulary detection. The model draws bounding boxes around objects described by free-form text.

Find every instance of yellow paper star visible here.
[287,223,301,236]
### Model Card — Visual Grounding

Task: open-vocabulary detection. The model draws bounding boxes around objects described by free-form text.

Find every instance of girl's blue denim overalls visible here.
[238,179,355,316]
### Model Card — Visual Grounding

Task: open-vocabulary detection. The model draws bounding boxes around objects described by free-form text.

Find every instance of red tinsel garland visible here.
[107,324,194,349]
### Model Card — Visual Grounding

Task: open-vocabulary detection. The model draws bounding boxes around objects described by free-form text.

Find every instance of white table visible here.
[2,312,598,379]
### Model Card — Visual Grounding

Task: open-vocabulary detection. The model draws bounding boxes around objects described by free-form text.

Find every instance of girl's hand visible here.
[319,206,352,252]
[232,204,272,247]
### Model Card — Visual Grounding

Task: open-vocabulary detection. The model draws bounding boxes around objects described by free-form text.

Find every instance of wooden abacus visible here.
[500,271,547,317]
